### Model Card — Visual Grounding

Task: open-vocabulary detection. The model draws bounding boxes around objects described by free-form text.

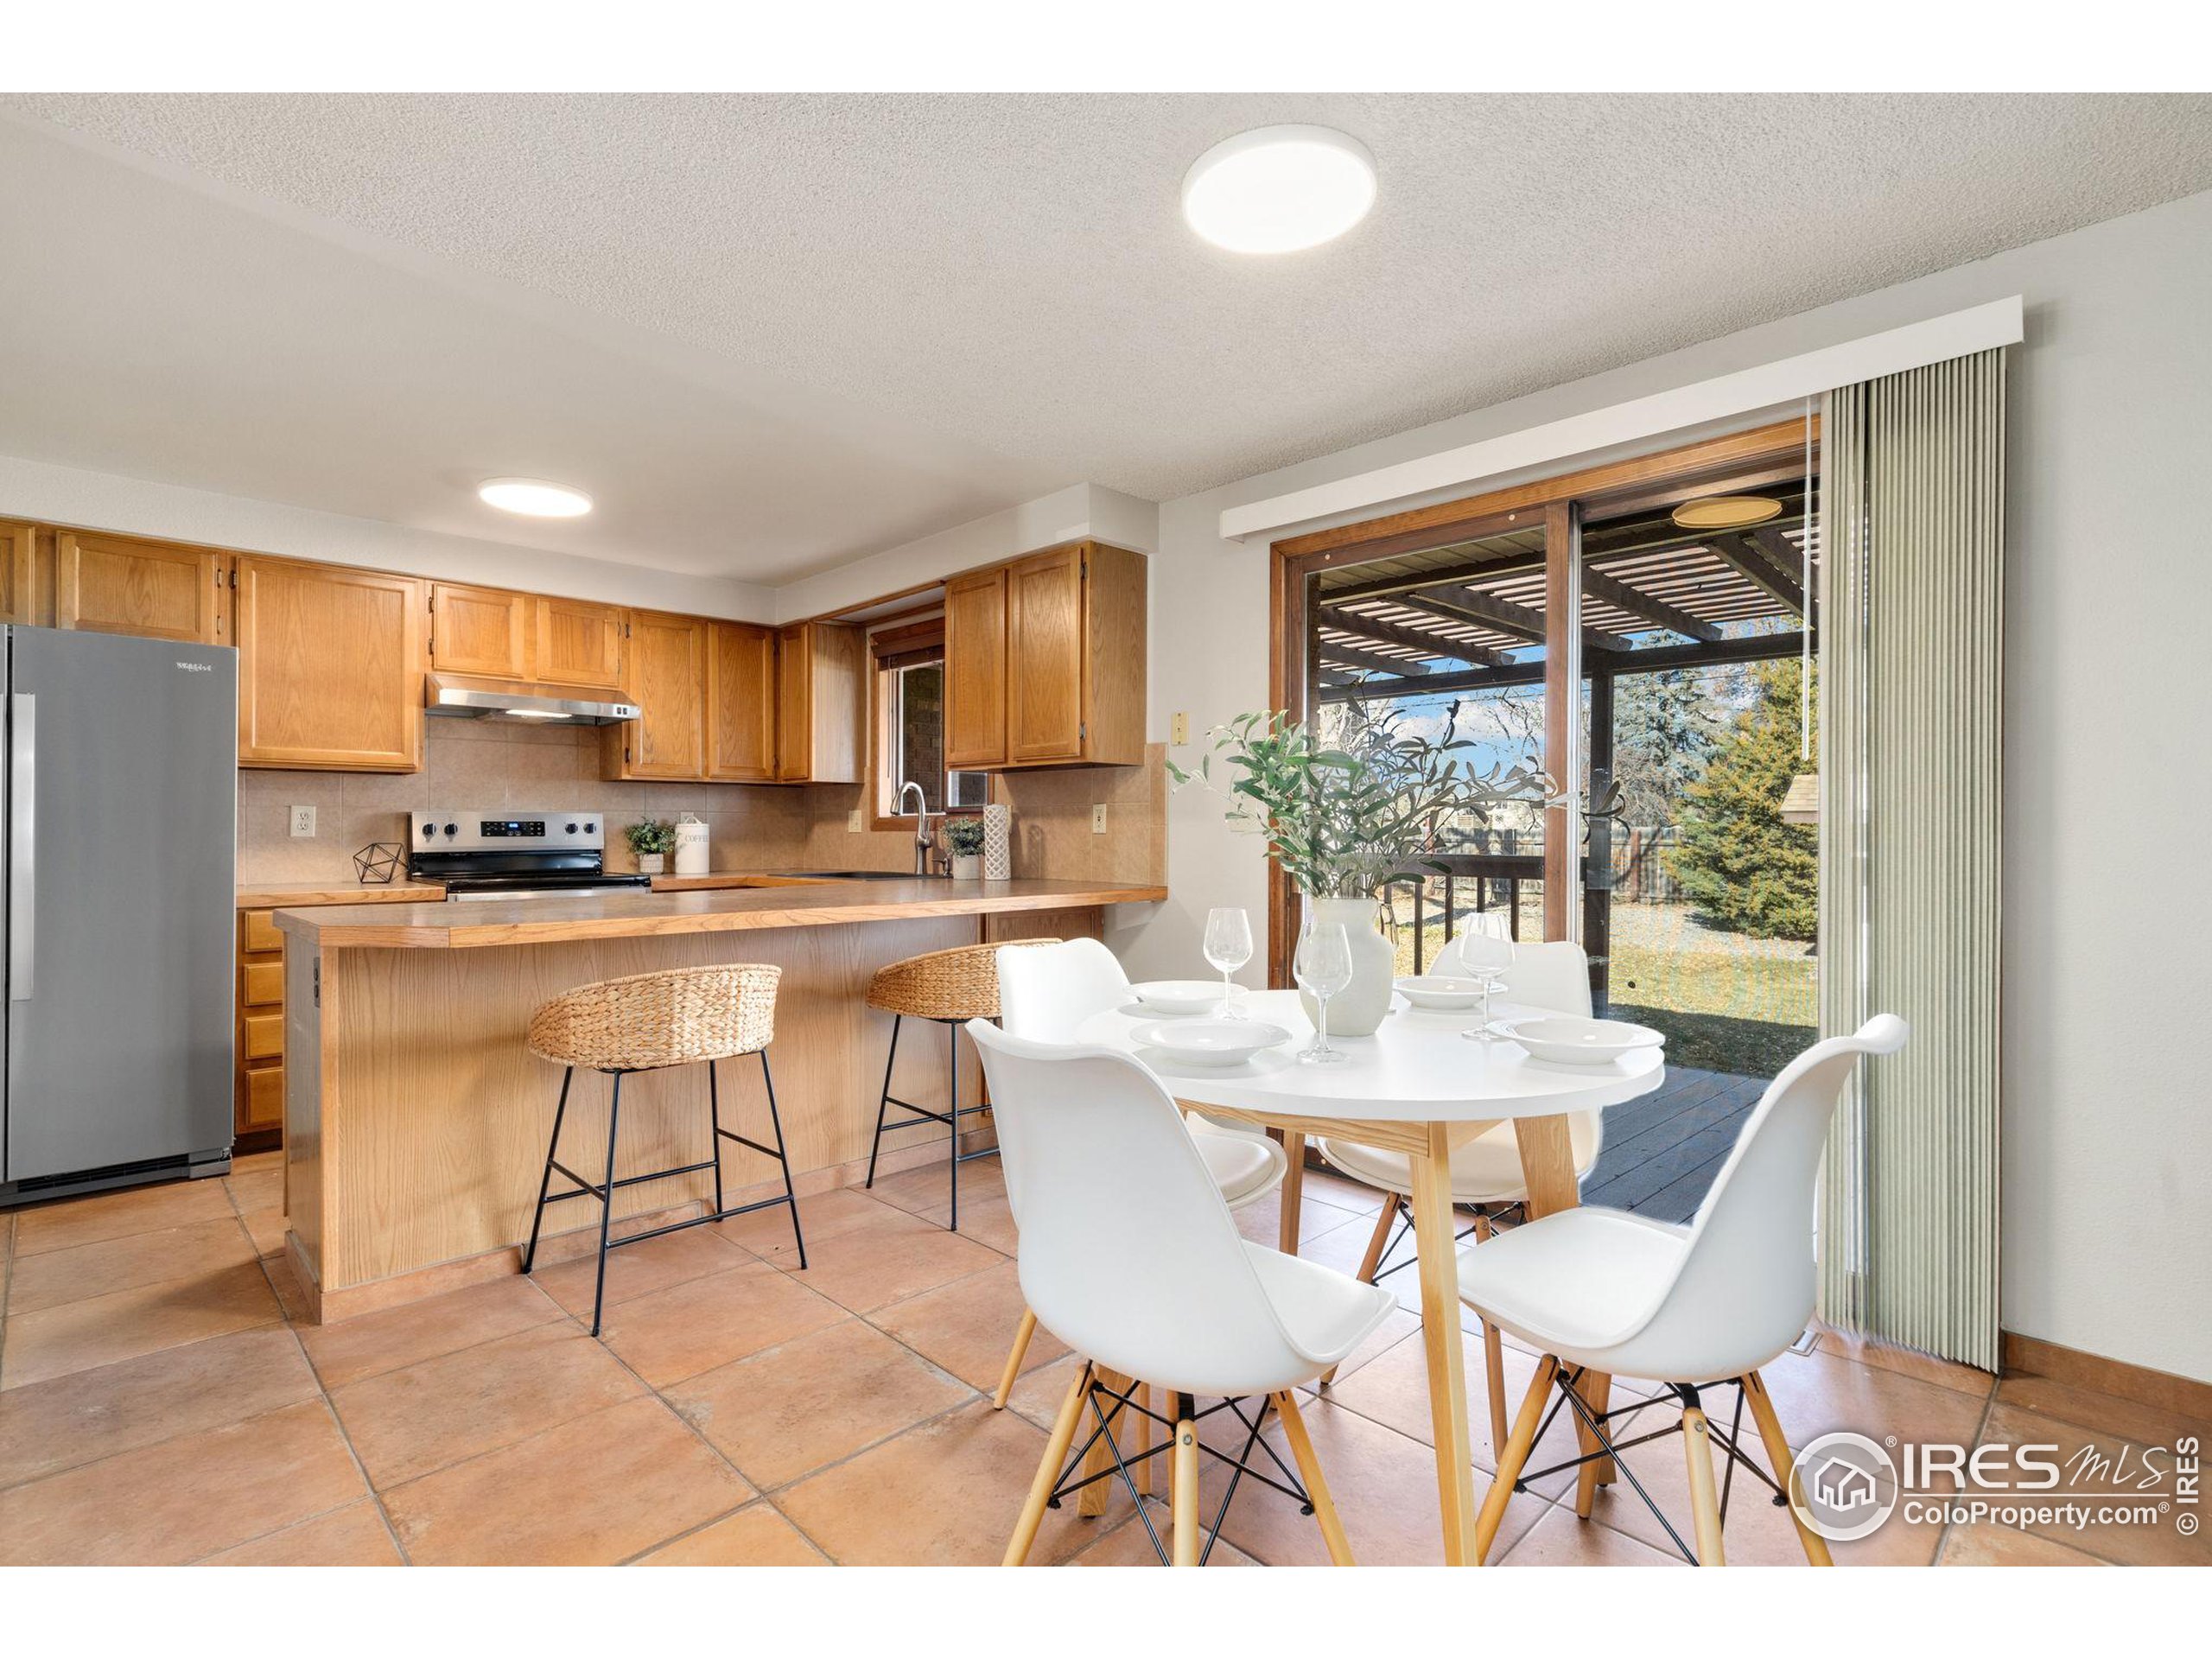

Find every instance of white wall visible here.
[0,451,776,621]
[770,483,1158,623]
[1128,189,2212,1383]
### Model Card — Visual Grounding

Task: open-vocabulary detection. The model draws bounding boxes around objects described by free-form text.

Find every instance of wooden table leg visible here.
[1409,1122,1478,1565]
[1514,1113,1615,1492]
[1277,1129,1306,1255]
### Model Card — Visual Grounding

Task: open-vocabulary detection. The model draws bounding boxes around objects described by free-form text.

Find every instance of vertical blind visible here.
[1817,348,2005,1371]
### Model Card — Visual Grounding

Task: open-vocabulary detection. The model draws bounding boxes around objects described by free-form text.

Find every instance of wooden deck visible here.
[1579,1065,1768,1224]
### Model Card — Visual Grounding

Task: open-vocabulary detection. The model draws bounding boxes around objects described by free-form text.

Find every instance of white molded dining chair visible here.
[1459,1014,1909,1566]
[1314,938,1605,1445]
[987,938,1289,1409]
[970,1020,1397,1566]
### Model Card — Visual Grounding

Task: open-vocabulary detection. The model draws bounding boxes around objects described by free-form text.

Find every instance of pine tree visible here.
[1668,659,1817,941]
[1611,667,1725,829]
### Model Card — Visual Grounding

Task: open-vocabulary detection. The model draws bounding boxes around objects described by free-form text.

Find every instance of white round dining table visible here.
[1075,988,1667,1566]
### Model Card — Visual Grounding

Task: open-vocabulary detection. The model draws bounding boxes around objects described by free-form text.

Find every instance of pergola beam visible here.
[1316,629,1808,704]
[1319,606,1508,668]
[1315,637,1437,679]
[1579,568,1723,643]
[1416,583,1635,656]
[1710,533,1805,616]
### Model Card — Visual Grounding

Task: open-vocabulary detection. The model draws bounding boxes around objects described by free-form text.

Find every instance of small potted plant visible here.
[624,819,676,875]
[944,816,987,880]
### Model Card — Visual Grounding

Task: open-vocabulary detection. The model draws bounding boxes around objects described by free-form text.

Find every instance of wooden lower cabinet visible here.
[236,909,286,1142]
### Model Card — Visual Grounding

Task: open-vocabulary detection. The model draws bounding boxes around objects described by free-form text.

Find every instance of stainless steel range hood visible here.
[423,671,639,726]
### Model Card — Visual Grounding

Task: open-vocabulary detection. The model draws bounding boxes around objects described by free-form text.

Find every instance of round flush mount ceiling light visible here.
[1671,494,1783,531]
[1181,125,1377,254]
[478,478,593,518]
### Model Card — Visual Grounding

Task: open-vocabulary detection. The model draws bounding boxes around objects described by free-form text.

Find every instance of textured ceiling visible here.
[3,93,2210,580]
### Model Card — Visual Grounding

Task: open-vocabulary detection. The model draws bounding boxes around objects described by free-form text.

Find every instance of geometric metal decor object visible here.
[352,841,407,885]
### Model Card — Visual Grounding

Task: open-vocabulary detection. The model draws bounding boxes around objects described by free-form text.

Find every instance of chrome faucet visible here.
[896,780,934,875]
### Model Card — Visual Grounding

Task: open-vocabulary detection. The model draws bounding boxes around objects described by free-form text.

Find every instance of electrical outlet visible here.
[289,804,315,838]
[848,808,865,833]
[1171,712,1189,745]
[1091,804,1108,836]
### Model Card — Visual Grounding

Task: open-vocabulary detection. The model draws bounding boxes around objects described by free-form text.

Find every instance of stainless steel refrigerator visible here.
[3,626,237,1205]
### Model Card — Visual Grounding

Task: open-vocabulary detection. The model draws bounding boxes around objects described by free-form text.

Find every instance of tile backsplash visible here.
[237,721,1167,890]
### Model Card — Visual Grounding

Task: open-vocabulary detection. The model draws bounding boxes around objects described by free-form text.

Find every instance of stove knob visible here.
[442,823,458,837]
[583,821,596,835]
[565,823,578,834]
[420,822,436,838]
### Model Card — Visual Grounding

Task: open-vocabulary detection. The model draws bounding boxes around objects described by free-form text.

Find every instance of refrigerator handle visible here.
[9,692,30,1001]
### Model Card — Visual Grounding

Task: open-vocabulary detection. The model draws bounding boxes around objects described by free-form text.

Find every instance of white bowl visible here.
[1129,1020,1290,1066]
[1394,975,1490,1012]
[1129,979,1230,1015]
[1503,1016,1666,1065]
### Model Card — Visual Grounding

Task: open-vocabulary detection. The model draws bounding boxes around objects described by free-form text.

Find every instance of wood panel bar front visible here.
[278,881,1160,1320]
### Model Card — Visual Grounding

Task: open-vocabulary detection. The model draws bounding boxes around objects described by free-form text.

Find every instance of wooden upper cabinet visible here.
[605,611,706,779]
[1005,543,1087,764]
[708,621,778,782]
[775,622,861,784]
[0,524,34,626]
[236,555,424,772]
[429,582,531,677]
[534,595,626,687]
[55,530,226,644]
[943,567,1008,769]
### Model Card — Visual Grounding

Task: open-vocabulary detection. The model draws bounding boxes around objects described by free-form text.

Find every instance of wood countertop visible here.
[274,877,1165,949]
[238,881,446,908]
[646,871,853,891]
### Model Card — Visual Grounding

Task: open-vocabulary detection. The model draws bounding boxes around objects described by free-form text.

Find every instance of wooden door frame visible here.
[1264,416,1818,986]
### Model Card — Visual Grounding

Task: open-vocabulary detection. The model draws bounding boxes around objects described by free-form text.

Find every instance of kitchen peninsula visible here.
[275,876,1163,1321]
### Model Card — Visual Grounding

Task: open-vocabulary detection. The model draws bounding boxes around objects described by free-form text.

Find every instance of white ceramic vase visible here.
[950,853,982,880]
[1295,893,1395,1037]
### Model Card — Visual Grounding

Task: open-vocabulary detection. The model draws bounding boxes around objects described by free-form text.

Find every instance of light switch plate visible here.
[1171,712,1189,744]
[848,808,865,833]
[289,804,315,838]
[1091,804,1108,835]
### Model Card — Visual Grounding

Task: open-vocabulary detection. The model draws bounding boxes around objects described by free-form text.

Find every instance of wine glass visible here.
[1294,920,1353,1065]
[1203,906,1254,1020]
[1456,926,1514,1043]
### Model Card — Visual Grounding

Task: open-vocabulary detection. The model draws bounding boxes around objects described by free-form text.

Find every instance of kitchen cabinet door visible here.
[944,566,1008,769]
[235,555,424,771]
[1004,543,1085,764]
[607,611,707,779]
[708,620,778,781]
[774,622,861,784]
[55,530,226,644]
[534,594,626,686]
[1,524,33,625]
[429,582,531,677]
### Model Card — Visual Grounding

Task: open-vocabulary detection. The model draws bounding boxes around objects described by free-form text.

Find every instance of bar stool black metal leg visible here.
[760,1050,807,1268]
[588,1071,625,1338]
[865,1014,902,1188]
[947,1019,960,1233]
[521,1065,573,1274]
[706,1058,727,1219]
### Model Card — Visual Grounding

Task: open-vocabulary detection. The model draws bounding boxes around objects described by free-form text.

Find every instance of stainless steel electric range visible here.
[408,810,653,901]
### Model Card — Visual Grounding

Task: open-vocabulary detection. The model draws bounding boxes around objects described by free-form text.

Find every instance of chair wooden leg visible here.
[1468,1212,1510,1458]
[991,1308,1038,1409]
[1171,1393,1201,1566]
[1475,1354,1556,1563]
[1274,1389,1355,1564]
[1354,1197,1399,1283]
[1004,1360,1092,1566]
[1078,1368,1123,1517]
[1573,1371,1612,1518]
[1743,1370,1832,1565]
[1135,1383,1154,1497]
[1681,1404,1726,1566]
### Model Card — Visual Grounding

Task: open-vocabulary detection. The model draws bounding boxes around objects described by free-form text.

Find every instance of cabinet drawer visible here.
[242,1063,285,1134]
[241,957,285,1008]
[243,1012,285,1063]
[241,910,284,953]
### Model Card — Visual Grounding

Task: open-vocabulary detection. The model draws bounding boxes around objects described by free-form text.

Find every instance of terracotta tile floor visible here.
[2,1153,2203,1566]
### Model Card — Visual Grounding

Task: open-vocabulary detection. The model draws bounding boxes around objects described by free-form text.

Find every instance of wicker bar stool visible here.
[522,963,805,1337]
[864,939,1055,1230]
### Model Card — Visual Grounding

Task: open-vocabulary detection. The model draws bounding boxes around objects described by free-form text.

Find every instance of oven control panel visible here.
[410,810,605,852]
